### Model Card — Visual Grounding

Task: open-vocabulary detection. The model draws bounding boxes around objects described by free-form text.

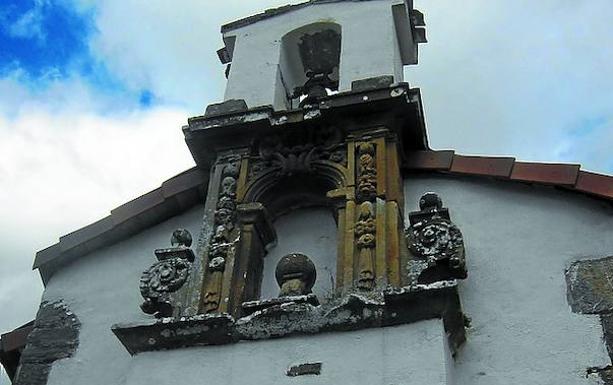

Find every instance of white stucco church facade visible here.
[2,1,613,384]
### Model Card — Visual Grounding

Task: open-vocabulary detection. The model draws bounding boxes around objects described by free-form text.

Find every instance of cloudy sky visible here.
[0,0,612,372]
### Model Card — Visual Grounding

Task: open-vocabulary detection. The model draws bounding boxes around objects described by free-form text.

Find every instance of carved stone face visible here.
[212,225,227,243]
[217,196,235,211]
[358,201,374,219]
[223,162,240,178]
[221,176,237,196]
[358,142,375,155]
[214,208,234,225]
[208,256,226,271]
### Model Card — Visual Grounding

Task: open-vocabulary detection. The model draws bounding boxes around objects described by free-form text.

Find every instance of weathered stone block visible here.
[566,256,613,314]
[204,99,248,117]
[350,75,394,92]
[13,301,80,385]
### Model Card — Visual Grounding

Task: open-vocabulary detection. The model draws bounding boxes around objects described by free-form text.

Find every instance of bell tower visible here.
[218,0,426,110]
[114,1,470,383]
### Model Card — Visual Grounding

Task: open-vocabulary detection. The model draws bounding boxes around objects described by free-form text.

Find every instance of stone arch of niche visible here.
[237,146,348,301]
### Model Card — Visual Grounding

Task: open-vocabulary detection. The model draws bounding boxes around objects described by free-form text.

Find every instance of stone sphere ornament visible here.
[419,192,443,211]
[170,228,192,247]
[275,253,317,297]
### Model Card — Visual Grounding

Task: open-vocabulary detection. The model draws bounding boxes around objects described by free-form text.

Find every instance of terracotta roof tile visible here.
[450,155,515,178]
[575,171,613,199]
[405,150,454,170]
[404,150,613,201]
[510,162,580,186]
[1,323,33,352]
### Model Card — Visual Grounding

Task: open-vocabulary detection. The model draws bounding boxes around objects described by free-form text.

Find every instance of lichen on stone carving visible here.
[405,193,467,285]
[140,229,195,317]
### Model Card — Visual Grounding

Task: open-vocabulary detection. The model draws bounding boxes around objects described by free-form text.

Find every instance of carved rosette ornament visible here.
[140,229,195,317]
[405,193,467,285]
[202,162,240,313]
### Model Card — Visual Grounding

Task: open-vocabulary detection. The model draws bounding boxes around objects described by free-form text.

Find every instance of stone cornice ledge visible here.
[112,280,466,355]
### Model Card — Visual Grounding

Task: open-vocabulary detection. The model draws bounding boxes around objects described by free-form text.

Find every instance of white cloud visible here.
[80,0,305,112]
[0,78,194,334]
[408,0,613,170]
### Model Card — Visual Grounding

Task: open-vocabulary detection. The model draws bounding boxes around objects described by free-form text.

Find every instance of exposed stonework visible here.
[287,362,322,377]
[566,256,613,384]
[566,256,613,314]
[13,301,80,385]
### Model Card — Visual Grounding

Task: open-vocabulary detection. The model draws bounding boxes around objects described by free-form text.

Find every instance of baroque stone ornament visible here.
[202,161,240,313]
[140,229,195,317]
[356,142,377,202]
[355,201,376,290]
[247,126,347,182]
[275,253,317,297]
[405,193,467,285]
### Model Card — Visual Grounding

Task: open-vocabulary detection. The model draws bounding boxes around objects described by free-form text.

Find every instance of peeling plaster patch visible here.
[13,301,80,385]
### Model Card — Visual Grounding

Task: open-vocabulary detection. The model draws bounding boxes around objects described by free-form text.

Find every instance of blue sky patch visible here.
[0,0,155,109]
[569,116,608,137]
[0,0,94,79]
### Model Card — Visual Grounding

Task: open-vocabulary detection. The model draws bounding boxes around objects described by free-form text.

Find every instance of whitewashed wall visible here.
[404,175,613,385]
[36,174,613,385]
[42,205,205,385]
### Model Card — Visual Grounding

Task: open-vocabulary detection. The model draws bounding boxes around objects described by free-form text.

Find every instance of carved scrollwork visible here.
[247,126,347,182]
[405,193,467,285]
[140,229,194,317]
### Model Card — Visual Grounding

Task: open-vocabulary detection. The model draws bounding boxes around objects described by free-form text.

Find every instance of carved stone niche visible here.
[140,229,195,318]
[405,192,467,285]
